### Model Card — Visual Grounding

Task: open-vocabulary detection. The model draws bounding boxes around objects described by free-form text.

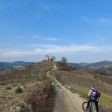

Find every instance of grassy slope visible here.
[70,85,112,110]
[51,63,112,111]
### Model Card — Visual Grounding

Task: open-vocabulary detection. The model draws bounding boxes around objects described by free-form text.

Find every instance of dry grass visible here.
[70,85,112,111]
[0,78,40,111]
[0,61,54,112]
[51,63,112,111]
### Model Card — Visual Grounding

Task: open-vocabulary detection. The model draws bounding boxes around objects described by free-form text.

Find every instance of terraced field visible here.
[50,65,112,111]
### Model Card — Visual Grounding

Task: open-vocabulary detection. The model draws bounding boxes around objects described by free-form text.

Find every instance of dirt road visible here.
[54,86,74,112]
[49,75,85,112]
[47,65,85,112]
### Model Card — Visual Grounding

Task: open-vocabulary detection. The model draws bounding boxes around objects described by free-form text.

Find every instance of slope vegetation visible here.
[51,62,112,111]
[0,61,55,112]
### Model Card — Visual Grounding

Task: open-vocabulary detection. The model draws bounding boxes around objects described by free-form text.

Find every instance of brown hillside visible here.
[51,65,112,94]
[0,61,55,112]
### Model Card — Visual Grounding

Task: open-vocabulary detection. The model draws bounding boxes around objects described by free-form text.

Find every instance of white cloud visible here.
[32,35,41,39]
[32,35,58,41]
[45,37,58,41]
[82,16,112,24]
[34,1,63,19]
[0,44,112,58]
[0,0,30,10]
[37,1,62,12]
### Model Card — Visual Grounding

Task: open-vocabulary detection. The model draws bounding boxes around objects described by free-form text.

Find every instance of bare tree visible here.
[1,63,4,75]
[61,57,67,64]
[51,56,56,61]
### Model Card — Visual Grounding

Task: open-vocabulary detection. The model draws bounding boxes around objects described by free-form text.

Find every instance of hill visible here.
[0,61,33,70]
[0,61,55,112]
[0,61,112,111]
[69,60,112,76]
[51,62,112,111]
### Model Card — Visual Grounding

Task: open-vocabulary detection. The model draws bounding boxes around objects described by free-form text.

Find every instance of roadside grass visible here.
[70,85,89,98]
[0,78,44,111]
[101,93,112,109]
[0,78,41,100]
[70,85,112,111]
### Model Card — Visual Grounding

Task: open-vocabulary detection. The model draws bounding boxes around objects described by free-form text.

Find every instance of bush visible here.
[6,86,12,90]
[15,87,23,94]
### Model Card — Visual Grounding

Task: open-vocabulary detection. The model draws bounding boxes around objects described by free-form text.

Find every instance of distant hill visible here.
[0,61,33,70]
[69,61,112,76]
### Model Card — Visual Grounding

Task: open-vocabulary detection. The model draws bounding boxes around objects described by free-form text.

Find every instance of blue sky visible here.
[0,0,112,62]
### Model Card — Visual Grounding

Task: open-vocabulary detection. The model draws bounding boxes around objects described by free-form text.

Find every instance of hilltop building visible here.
[45,54,52,61]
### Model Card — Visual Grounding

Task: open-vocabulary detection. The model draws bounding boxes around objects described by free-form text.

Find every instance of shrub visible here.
[6,86,12,90]
[15,87,23,94]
